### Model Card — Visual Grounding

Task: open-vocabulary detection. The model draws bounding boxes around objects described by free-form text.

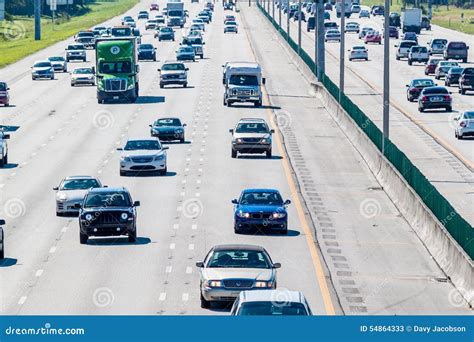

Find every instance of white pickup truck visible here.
[0,131,10,167]
[408,45,429,65]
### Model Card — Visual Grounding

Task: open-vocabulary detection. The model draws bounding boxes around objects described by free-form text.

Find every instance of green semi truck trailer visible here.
[95,37,139,103]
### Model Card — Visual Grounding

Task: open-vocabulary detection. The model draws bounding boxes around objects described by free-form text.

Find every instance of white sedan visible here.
[454,111,474,140]
[118,137,168,176]
[349,46,368,61]
[325,29,341,42]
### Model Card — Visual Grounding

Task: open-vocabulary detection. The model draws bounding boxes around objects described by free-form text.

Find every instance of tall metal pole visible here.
[382,0,390,153]
[272,0,275,19]
[34,0,41,40]
[314,1,318,76]
[279,0,282,27]
[298,0,302,55]
[339,0,345,102]
[287,1,290,40]
[316,0,325,80]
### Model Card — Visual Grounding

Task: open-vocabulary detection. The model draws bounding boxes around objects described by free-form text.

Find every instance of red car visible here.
[0,82,10,107]
[364,31,381,44]
[150,3,159,11]
[424,58,442,75]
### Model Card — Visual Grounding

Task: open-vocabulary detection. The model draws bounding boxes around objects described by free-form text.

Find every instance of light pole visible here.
[279,0,282,27]
[339,0,345,102]
[34,0,41,40]
[273,0,275,19]
[298,0,302,55]
[287,1,290,41]
[382,0,390,152]
[314,1,318,75]
[316,0,325,80]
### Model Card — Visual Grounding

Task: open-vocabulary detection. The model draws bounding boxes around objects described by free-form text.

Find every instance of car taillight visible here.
[421,96,428,102]
[444,95,451,101]
[460,121,466,128]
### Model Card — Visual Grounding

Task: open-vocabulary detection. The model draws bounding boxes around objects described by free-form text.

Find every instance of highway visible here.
[0,0,471,315]
[281,5,474,225]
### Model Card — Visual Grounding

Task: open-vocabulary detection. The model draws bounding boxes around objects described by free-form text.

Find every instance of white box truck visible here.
[335,1,352,18]
[402,8,422,34]
[167,0,185,28]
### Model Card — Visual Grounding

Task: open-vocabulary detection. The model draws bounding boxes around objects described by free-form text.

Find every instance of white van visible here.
[222,62,266,107]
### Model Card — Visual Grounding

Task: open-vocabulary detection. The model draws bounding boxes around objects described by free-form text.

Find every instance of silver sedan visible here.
[196,244,281,308]
[54,176,103,216]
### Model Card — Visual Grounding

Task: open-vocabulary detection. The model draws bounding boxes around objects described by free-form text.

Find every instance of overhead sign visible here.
[50,0,57,11]
[0,0,5,21]
[46,0,74,5]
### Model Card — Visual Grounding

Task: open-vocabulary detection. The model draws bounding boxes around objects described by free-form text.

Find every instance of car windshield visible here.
[235,122,269,133]
[449,68,463,74]
[412,79,434,87]
[353,47,365,50]
[124,140,161,150]
[84,192,131,208]
[111,28,132,36]
[463,68,474,75]
[78,32,94,37]
[238,302,308,316]
[226,22,237,26]
[99,61,131,74]
[440,62,458,67]
[34,62,51,68]
[423,87,448,95]
[449,42,466,49]
[207,250,271,269]
[428,59,441,65]
[183,37,203,45]
[161,27,172,32]
[400,42,416,48]
[0,83,7,91]
[48,57,64,61]
[73,68,93,74]
[411,47,427,53]
[139,44,154,50]
[180,46,194,52]
[162,63,185,71]
[154,118,181,126]
[229,75,259,86]
[240,191,283,205]
[68,45,84,50]
[61,179,100,190]
[463,112,474,119]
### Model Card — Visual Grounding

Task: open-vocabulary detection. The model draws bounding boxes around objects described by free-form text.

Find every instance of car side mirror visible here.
[196,262,204,268]
[3,134,10,139]
[182,123,187,127]
[394,45,398,47]
[157,68,161,72]
[262,77,266,85]
[0,219,5,225]
[405,84,409,87]
[453,117,459,121]
[284,199,291,205]
[163,146,169,150]
[149,124,152,127]
[229,129,234,133]
[53,186,59,191]
[231,199,238,204]
[273,263,281,269]
[185,68,189,71]
[6,88,9,90]
[74,203,82,209]
[449,91,452,94]
[270,129,275,133]
[133,201,140,207]
[116,147,123,151]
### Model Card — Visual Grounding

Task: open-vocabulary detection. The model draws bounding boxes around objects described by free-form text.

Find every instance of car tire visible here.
[419,107,424,112]
[128,230,137,243]
[231,149,237,158]
[183,83,187,88]
[396,56,400,60]
[71,83,75,87]
[180,137,185,143]
[254,100,262,107]
[408,60,412,65]
[463,58,467,63]
[120,170,127,176]
[160,167,167,176]
[160,84,164,88]
[266,150,272,158]
[80,231,88,244]
[446,106,452,112]
[457,133,463,140]
[200,293,211,308]
[435,75,439,80]
[460,88,466,95]
[56,211,63,217]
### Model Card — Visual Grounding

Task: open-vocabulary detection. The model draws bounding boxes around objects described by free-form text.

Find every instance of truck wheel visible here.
[128,229,137,243]
[183,82,188,88]
[254,100,262,107]
[200,294,211,308]
[200,54,204,59]
[3,154,7,165]
[231,149,237,158]
[160,83,164,88]
[408,60,412,65]
[80,231,88,244]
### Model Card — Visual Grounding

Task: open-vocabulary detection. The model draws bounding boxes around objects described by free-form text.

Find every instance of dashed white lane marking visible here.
[0,184,4,189]
[198,168,202,172]
[35,269,44,277]
[166,266,172,273]
[177,207,182,211]
[11,172,16,177]
[182,293,189,301]
[199,158,203,162]
[186,267,193,274]
[169,243,176,250]
[180,192,185,196]
[188,244,194,250]
[195,193,200,197]
[41,143,47,147]
[159,293,167,301]
[196,180,201,184]
[61,227,68,233]
[49,247,56,254]
[103,160,109,165]
[18,296,27,305]
[182,179,187,184]
[173,224,179,230]
[191,224,197,230]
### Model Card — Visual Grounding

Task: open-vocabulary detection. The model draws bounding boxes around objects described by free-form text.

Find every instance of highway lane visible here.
[281,7,474,225]
[0,0,336,315]
[0,0,471,316]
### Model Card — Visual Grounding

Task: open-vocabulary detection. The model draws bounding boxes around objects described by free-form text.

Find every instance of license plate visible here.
[430,97,442,102]
[113,96,119,100]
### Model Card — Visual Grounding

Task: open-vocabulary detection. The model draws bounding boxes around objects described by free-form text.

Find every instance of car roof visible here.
[421,86,447,91]
[127,137,159,141]
[89,187,128,193]
[242,188,280,193]
[239,289,306,303]
[238,118,267,123]
[212,244,266,252]
[64,175,97,180]
[163,60,185,64]
[34,60,51,64]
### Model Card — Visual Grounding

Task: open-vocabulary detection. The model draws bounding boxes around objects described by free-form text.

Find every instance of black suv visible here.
[77,187,140,244]
[0,219,5,259]
[459,67,474,95]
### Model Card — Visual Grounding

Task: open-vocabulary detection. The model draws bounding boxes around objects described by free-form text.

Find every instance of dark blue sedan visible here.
[232,189,291,235]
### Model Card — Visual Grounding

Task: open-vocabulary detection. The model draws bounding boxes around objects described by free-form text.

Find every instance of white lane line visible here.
[188,244,194,250]
[18,296,27,305]
[35,269,44,277]
[49,246,56,254]
[159,293,167,301]
[177,206,182,211]
[180,192,185,197]
[186,267,193,274]
[198,168,202,172]
[61,227,68,233]
[195,193,200,197]
[182,293,189,301]
[166,266,173,273]
[0,184,4,189]
[182,179,187,184]
[173,223,179,230]
[196,180,201,184]
[11,172,16,177]
[191,224,197,230]
[169,243,176,250]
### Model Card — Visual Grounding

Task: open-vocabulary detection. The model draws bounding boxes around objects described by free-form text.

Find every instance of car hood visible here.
[161,70,185,76]
[233,132,271,139]
[203,268,274,281]
[72,73,93,79]
[33,67,52,71]
[236,204,285,213]
[51,61,65,65]
[56,189,89,201]
[121,150,164,157]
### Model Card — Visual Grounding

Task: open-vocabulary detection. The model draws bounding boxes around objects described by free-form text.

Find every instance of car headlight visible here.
[235,138,243,143]
[120,213,128,220]
[127,83,134,90]
[206,280,223,288]
[176,129,183,134]
[154,154,165,161]
[58,194,67,201]
[121,156,131,162]
[272,212,286,219]
[85,214,93,221]
[261,138,271,144]
[236,211,250,218]
[254,281,273,288]
[88,75,94,80]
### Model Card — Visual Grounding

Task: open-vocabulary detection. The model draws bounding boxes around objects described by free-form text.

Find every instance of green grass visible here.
[0,0,139,68]
[361,0,474,34]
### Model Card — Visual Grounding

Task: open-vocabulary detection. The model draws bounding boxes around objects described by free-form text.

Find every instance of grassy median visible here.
[361,0,474,34]
[0,0,139,68]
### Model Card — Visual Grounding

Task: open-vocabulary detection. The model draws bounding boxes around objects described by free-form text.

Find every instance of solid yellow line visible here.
[240,8,336,315]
